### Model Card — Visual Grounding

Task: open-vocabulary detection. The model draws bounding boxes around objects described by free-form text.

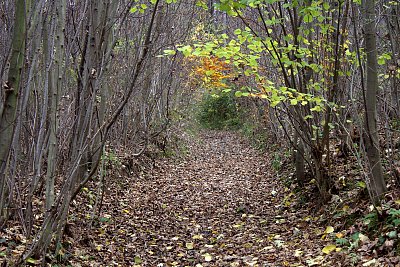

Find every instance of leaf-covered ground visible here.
[69,130,349,266]
[4,130,398,266]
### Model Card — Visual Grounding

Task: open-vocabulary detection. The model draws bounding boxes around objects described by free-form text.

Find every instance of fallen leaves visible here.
[86,130,322,266]
[321,244,337,254]
[91,130,330,266]
[5,130,396,266]
[202,253,212,262]
[185,242,194,249]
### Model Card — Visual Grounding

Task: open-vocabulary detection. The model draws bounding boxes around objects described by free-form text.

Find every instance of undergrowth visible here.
[195,90,271,152]
[196,91,241,130]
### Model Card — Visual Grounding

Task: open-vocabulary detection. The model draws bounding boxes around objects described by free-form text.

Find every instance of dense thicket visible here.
[186,0,400,204]
[1,0,400,264]
[0,0,201,263]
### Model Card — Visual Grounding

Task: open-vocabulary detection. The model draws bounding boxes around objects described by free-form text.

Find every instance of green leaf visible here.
[389,209,400,216]
[393,219,400,226]
[196,0,209,10]
[235,91,243,97]
[378,53,391,65]
[351,232,360,242]
[99,217,110,223]
[387,230,397,238]
[378,58,386,65]
[177,45,192,57]
[336,238,349,245]
[163,49,176,56]
[304,115,313,120]
[134,256,142,264]
[310,105,322,112]
[303,14,313,23]
[271,100,280,107]
[356,181,366,188]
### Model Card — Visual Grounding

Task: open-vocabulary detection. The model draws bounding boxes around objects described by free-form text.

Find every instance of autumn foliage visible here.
[190,56,233,89]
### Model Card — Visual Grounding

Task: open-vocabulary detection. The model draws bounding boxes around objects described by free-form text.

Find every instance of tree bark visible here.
[363,0,387,203]
[0,0,26,226]
[46,0,66,210]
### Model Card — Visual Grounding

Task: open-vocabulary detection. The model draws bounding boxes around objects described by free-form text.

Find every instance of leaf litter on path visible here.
[68,131,336,266]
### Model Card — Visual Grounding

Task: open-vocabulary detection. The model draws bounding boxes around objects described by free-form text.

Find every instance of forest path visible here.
[82,131,331,266]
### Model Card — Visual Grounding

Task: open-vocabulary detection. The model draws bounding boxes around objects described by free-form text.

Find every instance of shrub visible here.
[197,92,240,130]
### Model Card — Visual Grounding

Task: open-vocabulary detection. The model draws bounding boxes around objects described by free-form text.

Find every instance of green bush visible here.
[197,92,241,130]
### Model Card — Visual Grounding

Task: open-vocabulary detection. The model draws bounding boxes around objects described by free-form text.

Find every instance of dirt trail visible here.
[78,131,332,266]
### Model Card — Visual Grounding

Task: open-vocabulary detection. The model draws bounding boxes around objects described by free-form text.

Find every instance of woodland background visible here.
[1,0,400,266]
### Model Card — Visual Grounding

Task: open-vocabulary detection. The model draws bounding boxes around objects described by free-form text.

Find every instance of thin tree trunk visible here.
[362,0,387,203]
[46,0,66,210]
[0,0,26,226]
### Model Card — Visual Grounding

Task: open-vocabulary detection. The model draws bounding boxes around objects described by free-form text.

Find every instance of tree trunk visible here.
[294,132,306,186]
[363,0,387,203]
[46,0,66,210]
[0,0,26,226]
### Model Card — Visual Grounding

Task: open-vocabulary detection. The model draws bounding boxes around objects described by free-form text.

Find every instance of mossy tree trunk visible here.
[0,0,26,227]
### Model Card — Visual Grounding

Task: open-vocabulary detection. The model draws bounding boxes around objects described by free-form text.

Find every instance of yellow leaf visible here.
[192,234,203,240]
[362,259,377,266]
[186,242,194,249]
[359,233,369,243]
[294,250,303,257]
[26,258,37,264]
[335,233,344,238]
[203,253,212,262]
[243,242,252,248]
[322,244,336,254]
[324,226,334,234]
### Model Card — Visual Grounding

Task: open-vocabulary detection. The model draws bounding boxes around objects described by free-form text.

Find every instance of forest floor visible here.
[3,130,398,266]
[68,130,357,267]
